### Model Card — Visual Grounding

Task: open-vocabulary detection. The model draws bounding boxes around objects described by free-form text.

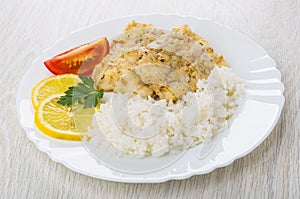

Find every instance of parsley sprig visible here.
[57,76,104,109]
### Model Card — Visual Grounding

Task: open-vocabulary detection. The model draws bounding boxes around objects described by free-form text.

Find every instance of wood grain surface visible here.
[0,0,299,198]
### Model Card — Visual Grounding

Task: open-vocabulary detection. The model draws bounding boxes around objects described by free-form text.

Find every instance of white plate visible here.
[16,14,284,183]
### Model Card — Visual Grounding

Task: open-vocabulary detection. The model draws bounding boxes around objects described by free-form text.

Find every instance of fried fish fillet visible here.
[92,21,227,101]
[110,20,166,53]
[172,24,227,66]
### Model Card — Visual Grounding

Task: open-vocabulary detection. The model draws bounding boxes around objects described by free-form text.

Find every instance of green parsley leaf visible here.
[57,76,104,109]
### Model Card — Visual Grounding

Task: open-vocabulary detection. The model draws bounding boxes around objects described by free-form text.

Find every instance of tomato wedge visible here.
[44,37,109,76]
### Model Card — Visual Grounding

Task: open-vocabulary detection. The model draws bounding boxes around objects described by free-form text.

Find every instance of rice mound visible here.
[88,66,244,157]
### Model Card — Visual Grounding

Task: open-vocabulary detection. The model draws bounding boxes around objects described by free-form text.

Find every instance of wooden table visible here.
[1,0,299,198]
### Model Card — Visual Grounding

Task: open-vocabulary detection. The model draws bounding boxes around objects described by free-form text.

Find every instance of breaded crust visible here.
[173,24,227,66]
[92,21,228,101]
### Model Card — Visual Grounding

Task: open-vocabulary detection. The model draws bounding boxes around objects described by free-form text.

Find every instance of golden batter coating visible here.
[92,21,227,101]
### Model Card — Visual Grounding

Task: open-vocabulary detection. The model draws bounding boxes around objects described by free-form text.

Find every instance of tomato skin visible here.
[44,37,110,76]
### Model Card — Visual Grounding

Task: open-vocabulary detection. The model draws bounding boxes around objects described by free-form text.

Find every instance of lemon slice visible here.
[31,74,79,109]
[34,94,94,141]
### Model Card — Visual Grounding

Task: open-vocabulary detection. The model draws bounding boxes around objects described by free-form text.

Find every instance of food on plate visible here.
[31,75,102,140]
[44,37,109,76]
[172,24,227,66]
[57,76,104,109]
[88,21,245,157]
[31,74,79,109]
[32,20,244,156]
[89,66,244,157]
[111,20,166,51]
[35,94,94,141]
[92,21,226,101]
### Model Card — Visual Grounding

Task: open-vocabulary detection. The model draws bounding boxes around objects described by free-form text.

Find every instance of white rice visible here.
[87,66,244,157]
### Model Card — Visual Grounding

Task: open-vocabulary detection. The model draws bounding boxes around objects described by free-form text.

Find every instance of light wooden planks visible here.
[0,0,299,198]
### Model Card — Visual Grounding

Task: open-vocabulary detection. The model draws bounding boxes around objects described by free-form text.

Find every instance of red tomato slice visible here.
[44,37,110,76]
